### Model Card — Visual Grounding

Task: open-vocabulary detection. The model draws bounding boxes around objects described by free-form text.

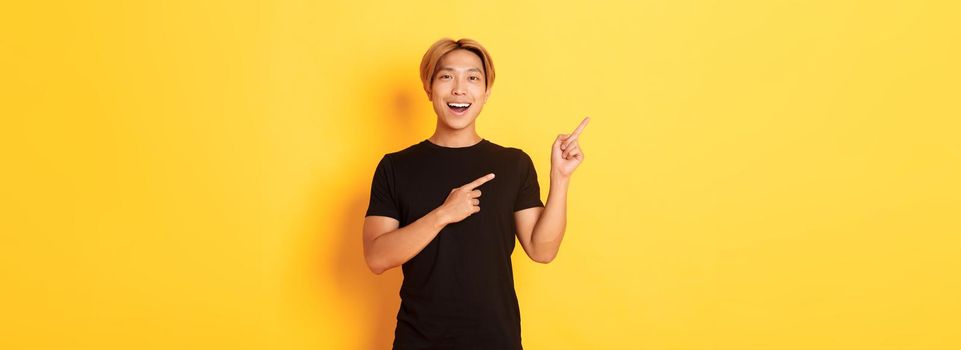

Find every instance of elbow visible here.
[533,257,555,264]
[365,256,389,275]
[532,253,557,264]
[528,243,559,264]
[368,264,386,275]
[364,242,390,275]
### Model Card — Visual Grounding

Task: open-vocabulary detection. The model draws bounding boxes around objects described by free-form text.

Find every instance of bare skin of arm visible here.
[363,173,496,274]
[514,117,589,264]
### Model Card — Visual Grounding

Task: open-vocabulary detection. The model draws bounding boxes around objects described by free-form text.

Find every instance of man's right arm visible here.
[362,173,495,275]
[363,209,448,275]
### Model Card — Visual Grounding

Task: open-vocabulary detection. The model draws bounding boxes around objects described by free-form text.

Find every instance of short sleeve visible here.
[514,151,544,212]
[365,155,400,220]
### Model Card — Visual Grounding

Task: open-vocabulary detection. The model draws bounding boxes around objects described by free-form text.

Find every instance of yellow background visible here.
[2,1,959,349]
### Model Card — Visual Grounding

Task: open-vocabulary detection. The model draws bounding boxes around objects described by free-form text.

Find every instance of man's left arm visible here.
[515,117,589,263]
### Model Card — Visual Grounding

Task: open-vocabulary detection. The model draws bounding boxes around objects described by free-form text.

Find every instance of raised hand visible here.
[551,117,590,178]
[438,173,495,224]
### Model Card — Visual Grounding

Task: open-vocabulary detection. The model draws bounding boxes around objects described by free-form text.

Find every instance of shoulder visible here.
[377,141,426,164]
[485,139,533,162]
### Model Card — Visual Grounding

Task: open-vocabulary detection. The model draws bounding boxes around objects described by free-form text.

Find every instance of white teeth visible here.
[447,103,471,108]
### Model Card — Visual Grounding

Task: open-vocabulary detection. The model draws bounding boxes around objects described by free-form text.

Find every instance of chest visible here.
[393,155,523,226]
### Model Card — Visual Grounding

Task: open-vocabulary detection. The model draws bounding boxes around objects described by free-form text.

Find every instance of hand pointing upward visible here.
[551,117,590,178]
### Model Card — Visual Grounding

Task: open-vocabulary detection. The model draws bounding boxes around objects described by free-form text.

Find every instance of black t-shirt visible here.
[365,138,544,350]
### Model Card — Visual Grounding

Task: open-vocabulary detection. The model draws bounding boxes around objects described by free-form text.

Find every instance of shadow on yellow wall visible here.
[324,63,425,348]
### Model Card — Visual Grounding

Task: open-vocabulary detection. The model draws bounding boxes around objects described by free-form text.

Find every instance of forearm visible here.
[530,171,570,262]
[367,209,449,274]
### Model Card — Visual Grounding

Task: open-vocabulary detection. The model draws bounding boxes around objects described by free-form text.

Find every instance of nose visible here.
[452,78,466,95]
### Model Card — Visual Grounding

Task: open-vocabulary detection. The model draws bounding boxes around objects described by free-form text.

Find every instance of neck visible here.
[428,123,482,148]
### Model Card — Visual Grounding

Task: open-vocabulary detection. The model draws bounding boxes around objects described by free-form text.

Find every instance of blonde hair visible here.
[419,38,495,98]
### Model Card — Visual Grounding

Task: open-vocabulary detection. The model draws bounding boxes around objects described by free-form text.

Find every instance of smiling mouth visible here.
[447,102,471,114]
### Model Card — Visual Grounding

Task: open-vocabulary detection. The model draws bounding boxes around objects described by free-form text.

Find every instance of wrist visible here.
[430,207,451,227]
[550,169,571,184]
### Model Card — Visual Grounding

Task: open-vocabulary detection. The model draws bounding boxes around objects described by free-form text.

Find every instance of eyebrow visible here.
[437,66,483,74]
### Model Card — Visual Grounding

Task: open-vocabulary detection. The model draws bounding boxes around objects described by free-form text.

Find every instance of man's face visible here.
[429,49,491,130]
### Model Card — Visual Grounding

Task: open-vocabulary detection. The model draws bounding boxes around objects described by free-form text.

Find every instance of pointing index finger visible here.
[568,117,591,140]
[465,173,495,189]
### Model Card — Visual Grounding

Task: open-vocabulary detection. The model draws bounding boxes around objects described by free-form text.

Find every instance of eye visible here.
[469,76,481,81]
[439,74,452,80]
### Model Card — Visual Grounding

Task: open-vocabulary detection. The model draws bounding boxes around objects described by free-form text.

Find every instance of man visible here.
[363,37,589,349]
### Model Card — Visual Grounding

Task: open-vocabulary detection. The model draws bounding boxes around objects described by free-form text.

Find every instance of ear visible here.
[483,86,492,104]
